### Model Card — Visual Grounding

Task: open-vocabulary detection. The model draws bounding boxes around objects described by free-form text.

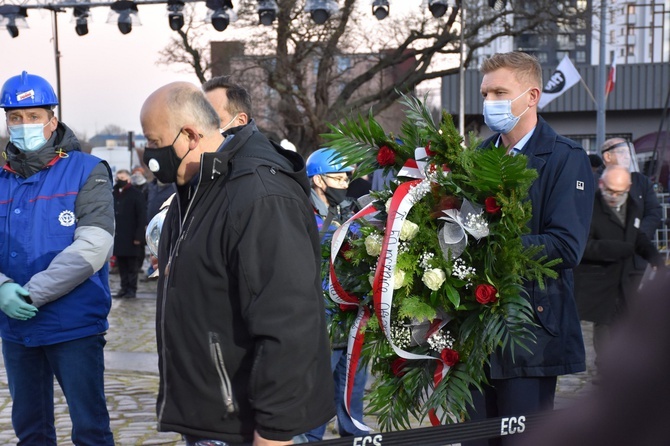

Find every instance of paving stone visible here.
[0,272,597,445]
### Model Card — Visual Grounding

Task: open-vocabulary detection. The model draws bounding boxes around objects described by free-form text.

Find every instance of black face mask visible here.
[115,179,128,189]
[143,129,185,184]
[325,187,348,207]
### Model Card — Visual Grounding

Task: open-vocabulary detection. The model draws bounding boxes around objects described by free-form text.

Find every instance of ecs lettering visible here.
[353,434,383,446]
[500,416,526,435]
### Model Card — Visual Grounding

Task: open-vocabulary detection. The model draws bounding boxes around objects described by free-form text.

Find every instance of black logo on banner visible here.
[543,71,566,94]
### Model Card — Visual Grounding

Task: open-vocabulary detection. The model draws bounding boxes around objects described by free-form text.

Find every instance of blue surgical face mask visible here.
[483,88,531,134]
[8,120,52,152]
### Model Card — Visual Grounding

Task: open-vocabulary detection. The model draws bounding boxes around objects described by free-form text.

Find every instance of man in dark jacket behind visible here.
[599,137,663,284]
[574,165,661,361]
[140,82,334,446]
[112,168,146,298]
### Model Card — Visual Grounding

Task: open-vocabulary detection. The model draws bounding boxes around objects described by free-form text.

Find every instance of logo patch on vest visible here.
[58,210,75,227]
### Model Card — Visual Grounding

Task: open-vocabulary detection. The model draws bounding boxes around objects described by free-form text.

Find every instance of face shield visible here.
[602,140,640,173]
[146,207,167,259]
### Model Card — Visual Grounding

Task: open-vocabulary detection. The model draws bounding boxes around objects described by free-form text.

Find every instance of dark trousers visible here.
[463,375,557,446]
[2,335,114,445]
[117,255,139,295]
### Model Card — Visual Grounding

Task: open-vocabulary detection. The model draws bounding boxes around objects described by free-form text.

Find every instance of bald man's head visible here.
[599,165,632,209]
[140,82,224,185]
[141,82,220,135]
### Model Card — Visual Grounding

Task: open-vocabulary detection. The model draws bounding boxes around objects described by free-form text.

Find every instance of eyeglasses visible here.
[321,174,350,186]
[601,186,629,198]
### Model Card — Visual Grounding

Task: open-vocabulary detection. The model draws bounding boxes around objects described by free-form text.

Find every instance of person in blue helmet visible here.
[306,147,357,234]
[0,72,115,445]
[304,148,369,442]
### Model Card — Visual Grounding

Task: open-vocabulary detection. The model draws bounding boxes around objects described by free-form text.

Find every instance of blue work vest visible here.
[0,151,111,346]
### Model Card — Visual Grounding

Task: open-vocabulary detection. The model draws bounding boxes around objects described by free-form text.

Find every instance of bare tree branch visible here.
[157,0,587,155]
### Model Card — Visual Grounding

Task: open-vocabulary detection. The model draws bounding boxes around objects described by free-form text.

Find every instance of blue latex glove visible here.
[0,283,38,320]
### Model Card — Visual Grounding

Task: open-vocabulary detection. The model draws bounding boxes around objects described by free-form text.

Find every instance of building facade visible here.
[446,0,670,190]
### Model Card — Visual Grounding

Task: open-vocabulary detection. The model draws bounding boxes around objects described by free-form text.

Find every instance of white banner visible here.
[538,55,582,109]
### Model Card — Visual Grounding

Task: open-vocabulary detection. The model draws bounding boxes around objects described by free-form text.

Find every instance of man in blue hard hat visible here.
[306,147,357,233]
[0,72,115,445]
[304,148,369,442]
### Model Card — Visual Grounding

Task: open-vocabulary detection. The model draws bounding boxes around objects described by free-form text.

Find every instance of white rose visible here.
[400,220,419,241]
[369,268,405,290]
[422,268,447,291]
[365,235,382,257]
[394,269,406,290]
[385,198,392,213]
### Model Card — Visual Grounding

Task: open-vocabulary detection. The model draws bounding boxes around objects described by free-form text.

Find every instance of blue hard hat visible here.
[306,148,353,177]
[1,71,59,109]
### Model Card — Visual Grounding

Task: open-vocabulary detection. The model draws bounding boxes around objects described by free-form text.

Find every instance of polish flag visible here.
[605,56,617,97]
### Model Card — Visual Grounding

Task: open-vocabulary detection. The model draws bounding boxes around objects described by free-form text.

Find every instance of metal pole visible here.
[51,8,62,121]
[128,131,134,168]
[458,1,466,138]
[595,0,607,150]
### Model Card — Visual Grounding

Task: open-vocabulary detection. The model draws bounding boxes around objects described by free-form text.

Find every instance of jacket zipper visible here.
[157,160,206,424]
[209,332,236,414]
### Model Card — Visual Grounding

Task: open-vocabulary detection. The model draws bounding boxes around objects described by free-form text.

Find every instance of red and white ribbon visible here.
[327,203,378,431]
[372,180,450,426]
[329,152,453,428]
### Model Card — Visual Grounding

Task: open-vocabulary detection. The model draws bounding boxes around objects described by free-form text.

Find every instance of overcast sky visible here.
[0,1,439,140]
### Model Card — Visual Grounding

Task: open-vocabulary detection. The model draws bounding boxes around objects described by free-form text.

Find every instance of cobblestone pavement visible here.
[0,273,596,445]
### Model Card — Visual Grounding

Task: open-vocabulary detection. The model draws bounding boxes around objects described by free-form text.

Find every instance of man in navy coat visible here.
[465,52,595,446]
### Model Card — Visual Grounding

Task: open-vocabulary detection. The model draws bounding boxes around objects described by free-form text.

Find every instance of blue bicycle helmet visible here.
[1,71,59,109]
[306,148,353,178]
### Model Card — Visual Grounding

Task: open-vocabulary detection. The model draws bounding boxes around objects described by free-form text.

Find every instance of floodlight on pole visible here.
[371,0,389,20]
[206,0,235,32]
[73,6,90,36]
[0,5,28,39]
[257,0,278,26]
[167,0,185,30]
[305,0,338,25]
[108,1,140,35]
[427,0,448,18]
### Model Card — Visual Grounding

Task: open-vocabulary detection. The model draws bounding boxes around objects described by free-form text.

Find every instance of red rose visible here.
[339,241,353,262]
[484,197,501,214]
[391,357,408,377]
[376,146,396,166]
[430,194,462,219]
[440,348,459,366]
[425,141,435,156]
[474,283,498,304]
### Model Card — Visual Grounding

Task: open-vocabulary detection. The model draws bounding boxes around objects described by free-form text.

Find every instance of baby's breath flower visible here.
[391,324,411,349]
[419,252,435,270]
[427,330,455,352]
[452,258,476,288]
[408,179,431,203]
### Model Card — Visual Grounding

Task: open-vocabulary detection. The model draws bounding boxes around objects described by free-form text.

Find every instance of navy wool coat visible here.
[482,116,595,379]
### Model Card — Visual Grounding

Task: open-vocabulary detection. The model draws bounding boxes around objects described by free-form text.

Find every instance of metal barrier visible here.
[654,193,669,263]
[314,412,547,446]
